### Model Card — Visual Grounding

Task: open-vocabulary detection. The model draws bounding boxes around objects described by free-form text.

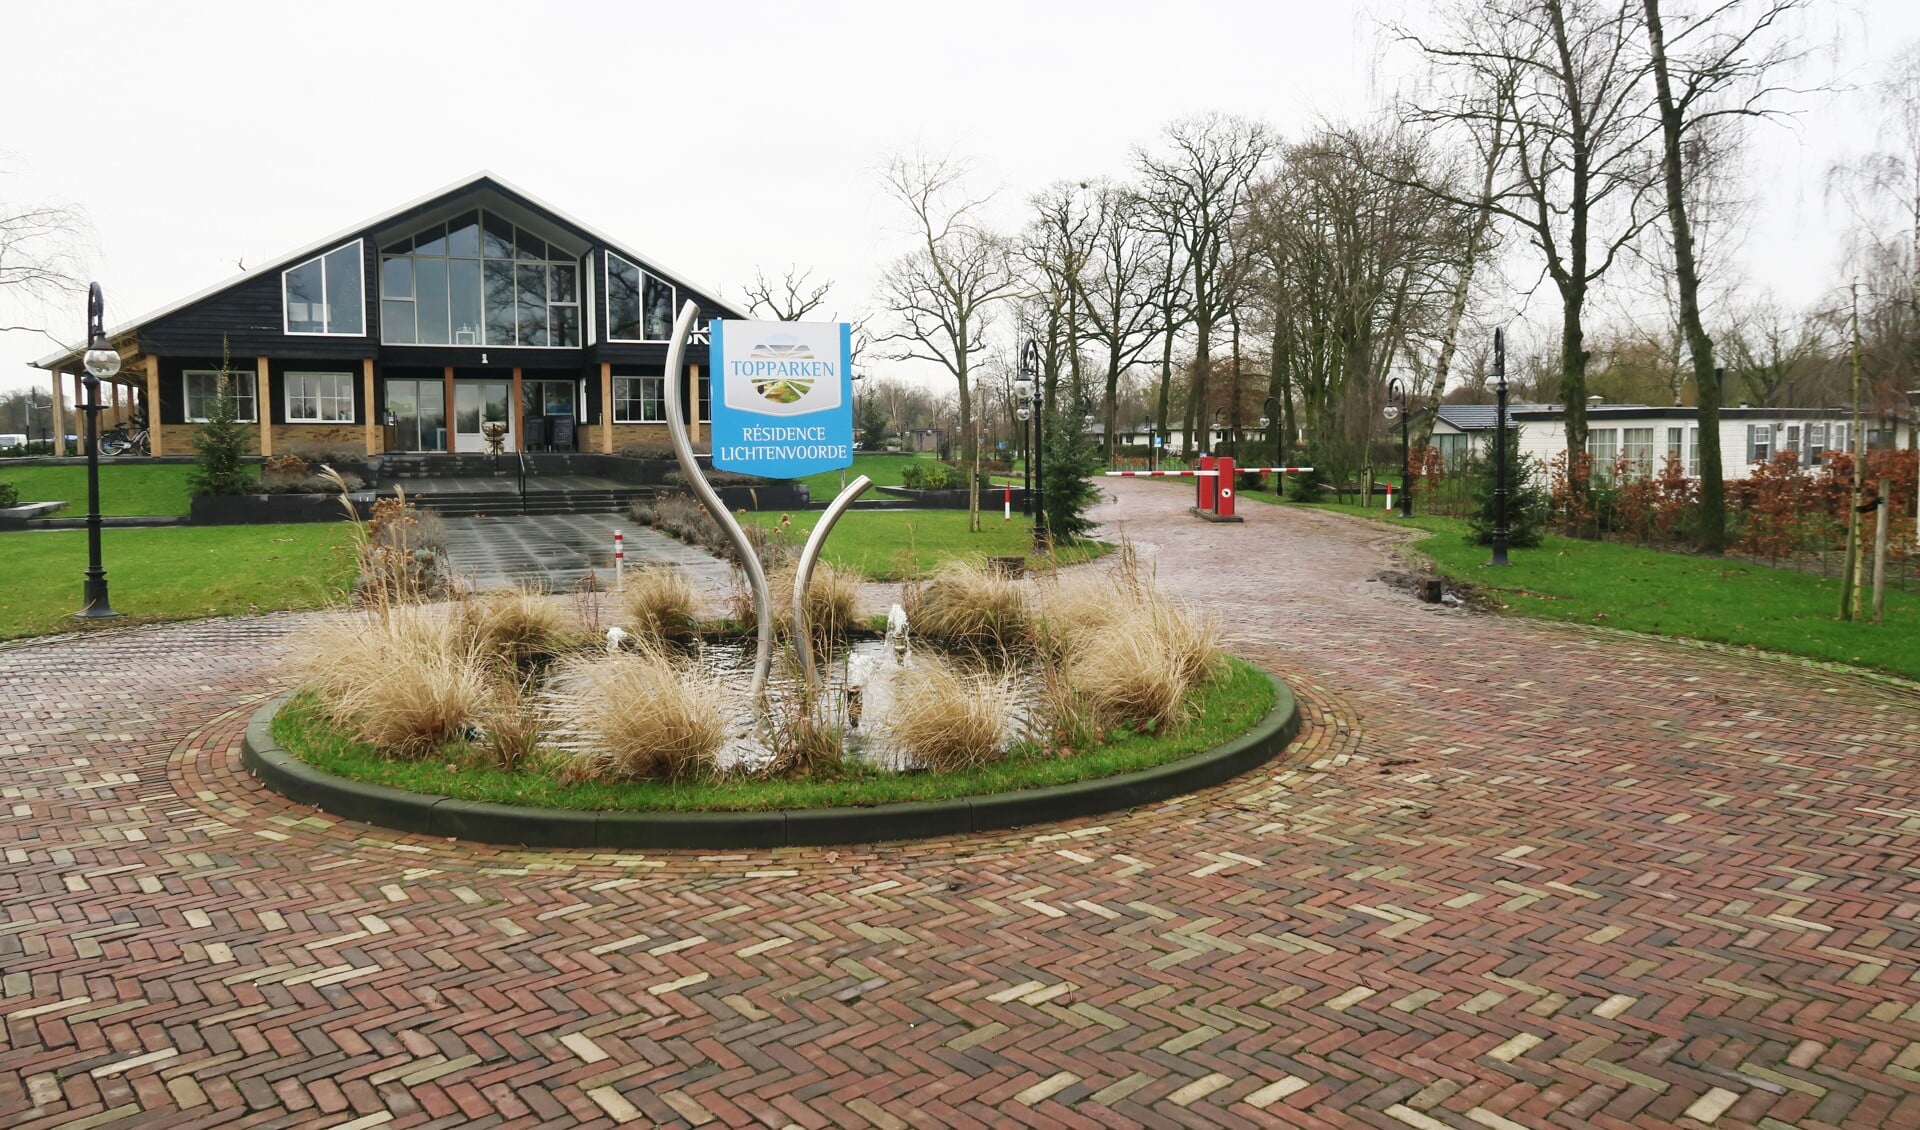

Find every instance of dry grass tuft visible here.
[1056,594,1223,730]
[457,586,580,665]
[1037,543,1224,731]
[545,651,727,782]
[800,562,859,639]
[291,608,493,758]
[890,655,1013,772]
[620,567,700,642]
[476,675,544,772]
[902,560,1030,654]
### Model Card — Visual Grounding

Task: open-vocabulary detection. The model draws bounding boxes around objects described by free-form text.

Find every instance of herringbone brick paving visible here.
[2,478,1917,1128]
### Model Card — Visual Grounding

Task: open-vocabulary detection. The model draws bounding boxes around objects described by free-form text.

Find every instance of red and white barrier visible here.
[1104,462,1315,523]
[614,530,625,588]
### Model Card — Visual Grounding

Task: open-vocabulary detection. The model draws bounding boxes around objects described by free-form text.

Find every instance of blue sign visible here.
[709,319,854,479]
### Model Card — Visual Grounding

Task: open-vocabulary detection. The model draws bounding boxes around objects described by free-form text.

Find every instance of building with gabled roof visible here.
[35,172,747,458]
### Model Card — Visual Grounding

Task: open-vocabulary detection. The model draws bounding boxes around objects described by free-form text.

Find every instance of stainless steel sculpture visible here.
[662,300,775,702]
[791,474,872,684]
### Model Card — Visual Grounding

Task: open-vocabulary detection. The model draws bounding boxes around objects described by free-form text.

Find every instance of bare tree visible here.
[1137,114,1274,454]
[0,184,90,341]
[876,153,1020,531]
[1643,0,1807,551]
[743,265,832,321]
[1076,181,1165,458]
[1720,294,1827,406]
[1401,0,1662,527]
[1245,126,1472,480]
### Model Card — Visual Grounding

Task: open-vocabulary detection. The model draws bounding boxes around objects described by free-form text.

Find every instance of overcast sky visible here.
[4,0,1917,397]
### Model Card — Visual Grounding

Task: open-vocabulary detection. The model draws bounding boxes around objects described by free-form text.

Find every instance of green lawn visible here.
[795,453,938,499]
[742,508,1107,581]
[0,524,354,640]
[1303,502,1920,681]
[0,463,255,517]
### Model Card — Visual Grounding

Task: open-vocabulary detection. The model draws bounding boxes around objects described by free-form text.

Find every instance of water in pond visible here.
[693,638,1039,772]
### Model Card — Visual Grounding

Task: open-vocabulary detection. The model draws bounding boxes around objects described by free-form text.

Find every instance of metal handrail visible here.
[517,449,529,515]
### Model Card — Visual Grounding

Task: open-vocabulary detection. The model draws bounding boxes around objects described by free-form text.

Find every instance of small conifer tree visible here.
[1466,427,1548,548]
[189,338,253,497]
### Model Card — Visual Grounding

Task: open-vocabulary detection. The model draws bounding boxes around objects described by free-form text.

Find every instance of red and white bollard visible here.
[1384,484,1393,512]
[1215,456,1237,519]
[1004,483,1012,521]
[614,530,625,588]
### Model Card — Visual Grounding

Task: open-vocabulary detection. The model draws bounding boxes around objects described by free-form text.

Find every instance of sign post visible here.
[705,316,866,690]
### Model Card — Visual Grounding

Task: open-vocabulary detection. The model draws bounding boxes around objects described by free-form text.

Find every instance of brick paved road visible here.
[3,478,1918,1129]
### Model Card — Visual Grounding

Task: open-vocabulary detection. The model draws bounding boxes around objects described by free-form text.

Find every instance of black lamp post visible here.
[1489,328,1511,567]
[1019,339,1044,547]
[77,282,120,619]
[1385,378,1413,518]
[1141,420,1156,471]
[1260,394,1283,492]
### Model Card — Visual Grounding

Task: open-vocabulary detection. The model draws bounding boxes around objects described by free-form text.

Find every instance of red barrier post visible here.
[1215,456,1236,519]
[1198,455,1216,511]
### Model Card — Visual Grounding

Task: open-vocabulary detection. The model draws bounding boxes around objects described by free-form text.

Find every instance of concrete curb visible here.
[241,672,1299,849]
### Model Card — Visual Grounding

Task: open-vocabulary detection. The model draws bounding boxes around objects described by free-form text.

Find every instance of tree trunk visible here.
[1643,0,1725,552]
[958,357,978,533]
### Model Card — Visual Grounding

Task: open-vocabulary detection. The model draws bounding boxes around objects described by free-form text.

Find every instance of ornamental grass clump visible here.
[291,608,493,758]
[902,560,1030,654]
[1035,546,1223,732]
[457,586,581,667]
[889,655,1014,772]
[545,651,727,782]
[620,566,700,643]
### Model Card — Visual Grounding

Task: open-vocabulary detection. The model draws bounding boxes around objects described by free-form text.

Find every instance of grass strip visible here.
[742,508,1108,581]
[0,463,257,517]
[1301,501,1920,681]
[270,657,1276,813]
[0,524,354,640]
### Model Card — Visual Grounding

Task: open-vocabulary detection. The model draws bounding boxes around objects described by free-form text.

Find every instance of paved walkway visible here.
[440,516,737,594]
[3,479,1918,1129]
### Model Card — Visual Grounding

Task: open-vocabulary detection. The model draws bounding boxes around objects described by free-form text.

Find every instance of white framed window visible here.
[283,240,365,336]
[1621,427,1654,473]
[183,370,258,423]
[612,375,665,423]
[1784,424,1802,464]
[285,371,355,423]
[1586,427,1618,466]
[1747,424,1771,463]
[1666,426,1685,468]
[1688,426,1699,476]
[605,252,675,342]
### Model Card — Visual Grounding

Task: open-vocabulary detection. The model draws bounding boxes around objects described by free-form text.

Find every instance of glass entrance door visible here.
[384,378,446,451]
[454,381,512,453]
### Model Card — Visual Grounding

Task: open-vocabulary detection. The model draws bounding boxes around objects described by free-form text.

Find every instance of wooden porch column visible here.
[511,367,524,452]
[362,359,377,455]
[144,356,163,456]
[443,366,456,453]
[255,357,273,457]
[51,370,66,456]
[599,362,613,453]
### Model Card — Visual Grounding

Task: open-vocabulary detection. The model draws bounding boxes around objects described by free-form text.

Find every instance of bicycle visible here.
[99,413,151,457]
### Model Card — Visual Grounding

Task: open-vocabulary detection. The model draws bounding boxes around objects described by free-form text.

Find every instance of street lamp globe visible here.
[1258,415,1269,428]
[1382,402,1399,422]
[1016,405,1031,422]
[84,342,121,380]
[1014,376,1034,401]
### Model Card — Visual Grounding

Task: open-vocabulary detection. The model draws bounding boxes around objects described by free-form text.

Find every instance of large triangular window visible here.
[378,210,579,348]
[283,241,364,336]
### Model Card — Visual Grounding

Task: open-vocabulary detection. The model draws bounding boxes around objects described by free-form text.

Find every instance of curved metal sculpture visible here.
[661,300,775,702]
[791,475,872,684]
